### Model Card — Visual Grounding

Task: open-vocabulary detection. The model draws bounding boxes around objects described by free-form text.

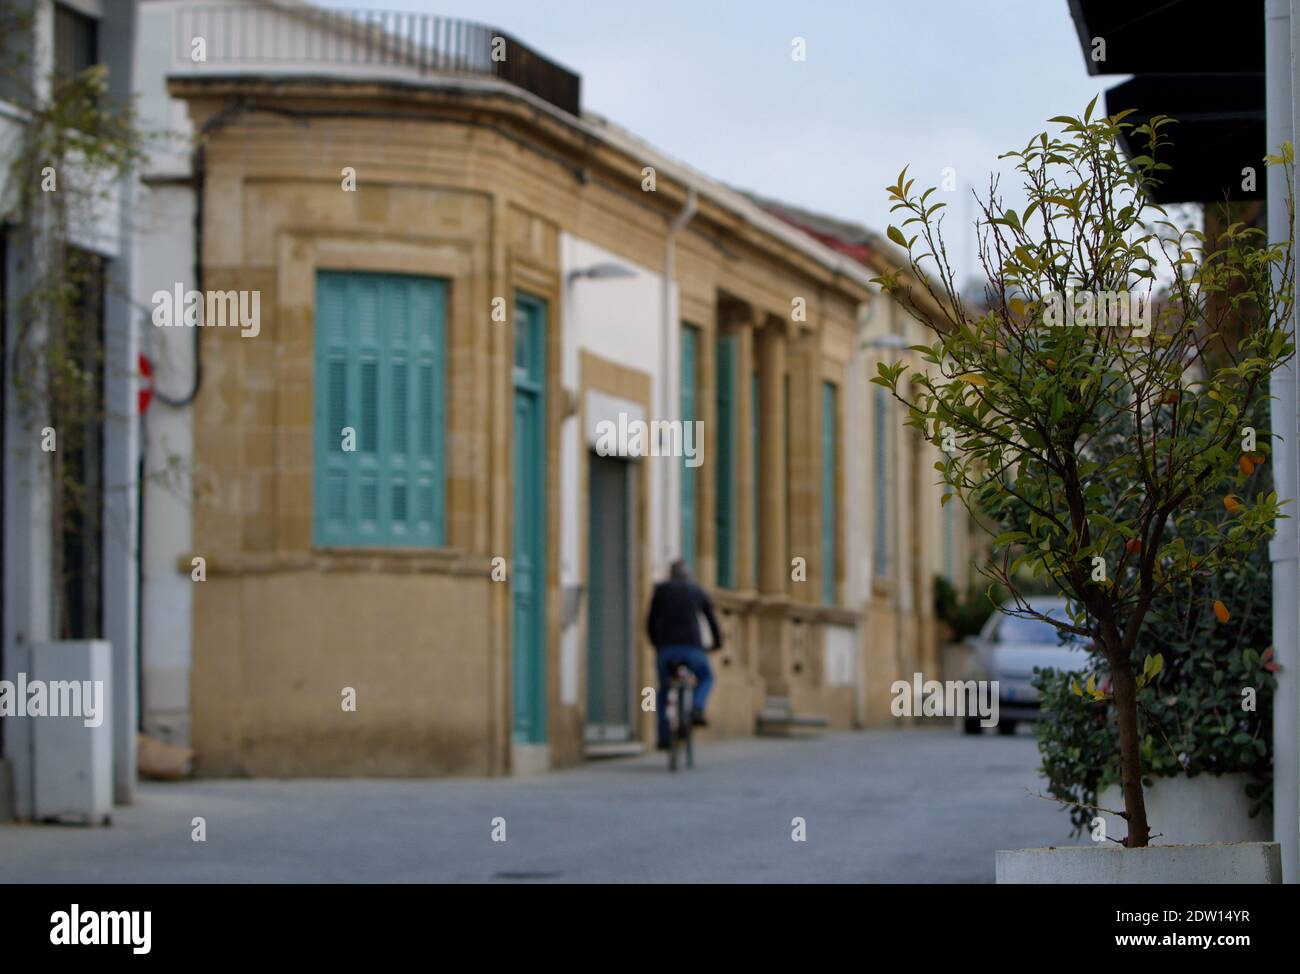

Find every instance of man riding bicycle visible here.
[646,559,723,750]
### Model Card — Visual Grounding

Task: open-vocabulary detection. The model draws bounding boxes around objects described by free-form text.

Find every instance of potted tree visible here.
[872,101,1291,882]
[1036,536,1276,846]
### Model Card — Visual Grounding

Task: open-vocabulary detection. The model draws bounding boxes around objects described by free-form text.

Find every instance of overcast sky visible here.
[321,0,1111,282]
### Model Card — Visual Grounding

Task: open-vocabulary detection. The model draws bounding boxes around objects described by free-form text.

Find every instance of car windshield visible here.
[997,613,1078,645]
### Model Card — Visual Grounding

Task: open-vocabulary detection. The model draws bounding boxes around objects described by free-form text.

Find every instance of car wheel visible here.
[962,716,983,735]
[997,720,1017,736]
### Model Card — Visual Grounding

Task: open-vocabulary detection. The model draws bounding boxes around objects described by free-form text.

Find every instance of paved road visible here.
[0,726,1085,883]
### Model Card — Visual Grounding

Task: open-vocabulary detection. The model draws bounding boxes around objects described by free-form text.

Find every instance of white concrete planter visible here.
[30,641,113,825]
[997,842,1282,884]
[1098,773,1269,845]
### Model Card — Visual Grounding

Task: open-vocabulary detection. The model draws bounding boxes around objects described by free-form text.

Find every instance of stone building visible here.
[131,0,973,777]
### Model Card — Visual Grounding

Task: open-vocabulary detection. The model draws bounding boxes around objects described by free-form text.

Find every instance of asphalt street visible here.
[0,726,1085,883]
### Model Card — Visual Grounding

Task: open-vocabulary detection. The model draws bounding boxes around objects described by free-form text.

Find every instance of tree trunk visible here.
[1109,653,1151,847]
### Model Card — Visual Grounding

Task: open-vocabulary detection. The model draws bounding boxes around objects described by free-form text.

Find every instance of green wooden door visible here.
[822,382,837,604]
[715,335,737,588]
[512,293,547,743]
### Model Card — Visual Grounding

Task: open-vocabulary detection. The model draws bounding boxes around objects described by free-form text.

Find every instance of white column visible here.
[2,230,55,821]
[101,0,141,804]
[1270,0,1298,882]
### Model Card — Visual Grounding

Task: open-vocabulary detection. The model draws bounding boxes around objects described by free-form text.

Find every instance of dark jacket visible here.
[646,578,723,651]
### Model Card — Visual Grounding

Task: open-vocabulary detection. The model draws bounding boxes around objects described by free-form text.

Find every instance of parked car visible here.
[962,597,1090,735]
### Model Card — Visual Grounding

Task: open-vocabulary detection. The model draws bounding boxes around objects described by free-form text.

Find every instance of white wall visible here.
[134,182,195,744]
[135,1,198,744]
[137,2,196,178]
[558,232,672,710]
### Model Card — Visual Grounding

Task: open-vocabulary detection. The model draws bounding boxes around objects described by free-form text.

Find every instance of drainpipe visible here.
[1269,0,1298,883]
[661,186,697,578]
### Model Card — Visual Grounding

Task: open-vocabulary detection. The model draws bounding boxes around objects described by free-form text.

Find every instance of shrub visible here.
[933,575,1003,640]
[1035,536,1276,836]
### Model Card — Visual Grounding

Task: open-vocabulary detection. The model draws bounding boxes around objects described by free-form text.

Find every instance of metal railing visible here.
[173,5,581,117]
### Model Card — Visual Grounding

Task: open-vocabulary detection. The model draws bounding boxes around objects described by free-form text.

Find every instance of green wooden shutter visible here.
[317,274,350,539]
[822,381,837,604]
[873,385,890,577]
[314,271,445,548]
[783,373,791,578]
[715,334,737,588]
[680,325,698,567]
[411,277,445,546]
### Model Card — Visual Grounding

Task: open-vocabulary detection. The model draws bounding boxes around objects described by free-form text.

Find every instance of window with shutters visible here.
[715,334,737,588]
[821,381,838,604]
[873,385,891,578]
[680,324,699,567]
[313,271,446,547]
[783,373,791,591]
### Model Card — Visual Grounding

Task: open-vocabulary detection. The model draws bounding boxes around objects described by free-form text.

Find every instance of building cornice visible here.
[166,72,877,304]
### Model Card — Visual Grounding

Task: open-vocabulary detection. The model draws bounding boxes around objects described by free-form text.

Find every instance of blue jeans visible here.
[656,645,714,747]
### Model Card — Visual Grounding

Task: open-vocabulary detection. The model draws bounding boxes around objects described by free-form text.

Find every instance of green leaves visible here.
[870,359,910,394]
[1135,653,1164,689]
[877,103,1291,631]
[881,103,1292,839]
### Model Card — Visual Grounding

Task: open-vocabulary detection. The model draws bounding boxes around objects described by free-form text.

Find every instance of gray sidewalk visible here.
[0,727,1082,883]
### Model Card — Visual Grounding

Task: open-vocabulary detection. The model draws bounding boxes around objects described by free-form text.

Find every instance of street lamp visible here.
[566,262,636,284]
[862,332,909,351]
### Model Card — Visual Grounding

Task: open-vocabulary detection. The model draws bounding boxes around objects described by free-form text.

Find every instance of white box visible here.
[996,843,1283,884]
[32,640,113,825]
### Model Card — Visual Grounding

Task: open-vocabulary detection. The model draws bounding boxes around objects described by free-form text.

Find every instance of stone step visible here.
[756,710,831,737]
[584,741,646,759]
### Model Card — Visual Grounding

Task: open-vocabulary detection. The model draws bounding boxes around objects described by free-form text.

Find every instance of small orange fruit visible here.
[1224,496,1241,514]
[1240,456,1255,476]
[1125,538,1142,555]
[1213,600,1230,623]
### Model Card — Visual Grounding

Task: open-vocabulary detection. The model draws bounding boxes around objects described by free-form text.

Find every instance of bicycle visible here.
[664,664,695,771]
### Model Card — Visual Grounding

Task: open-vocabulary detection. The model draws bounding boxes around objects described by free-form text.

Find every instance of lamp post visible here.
[566,262,636,285]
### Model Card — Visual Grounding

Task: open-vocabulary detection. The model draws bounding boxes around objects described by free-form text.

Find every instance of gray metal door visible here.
[586,453,633,741]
